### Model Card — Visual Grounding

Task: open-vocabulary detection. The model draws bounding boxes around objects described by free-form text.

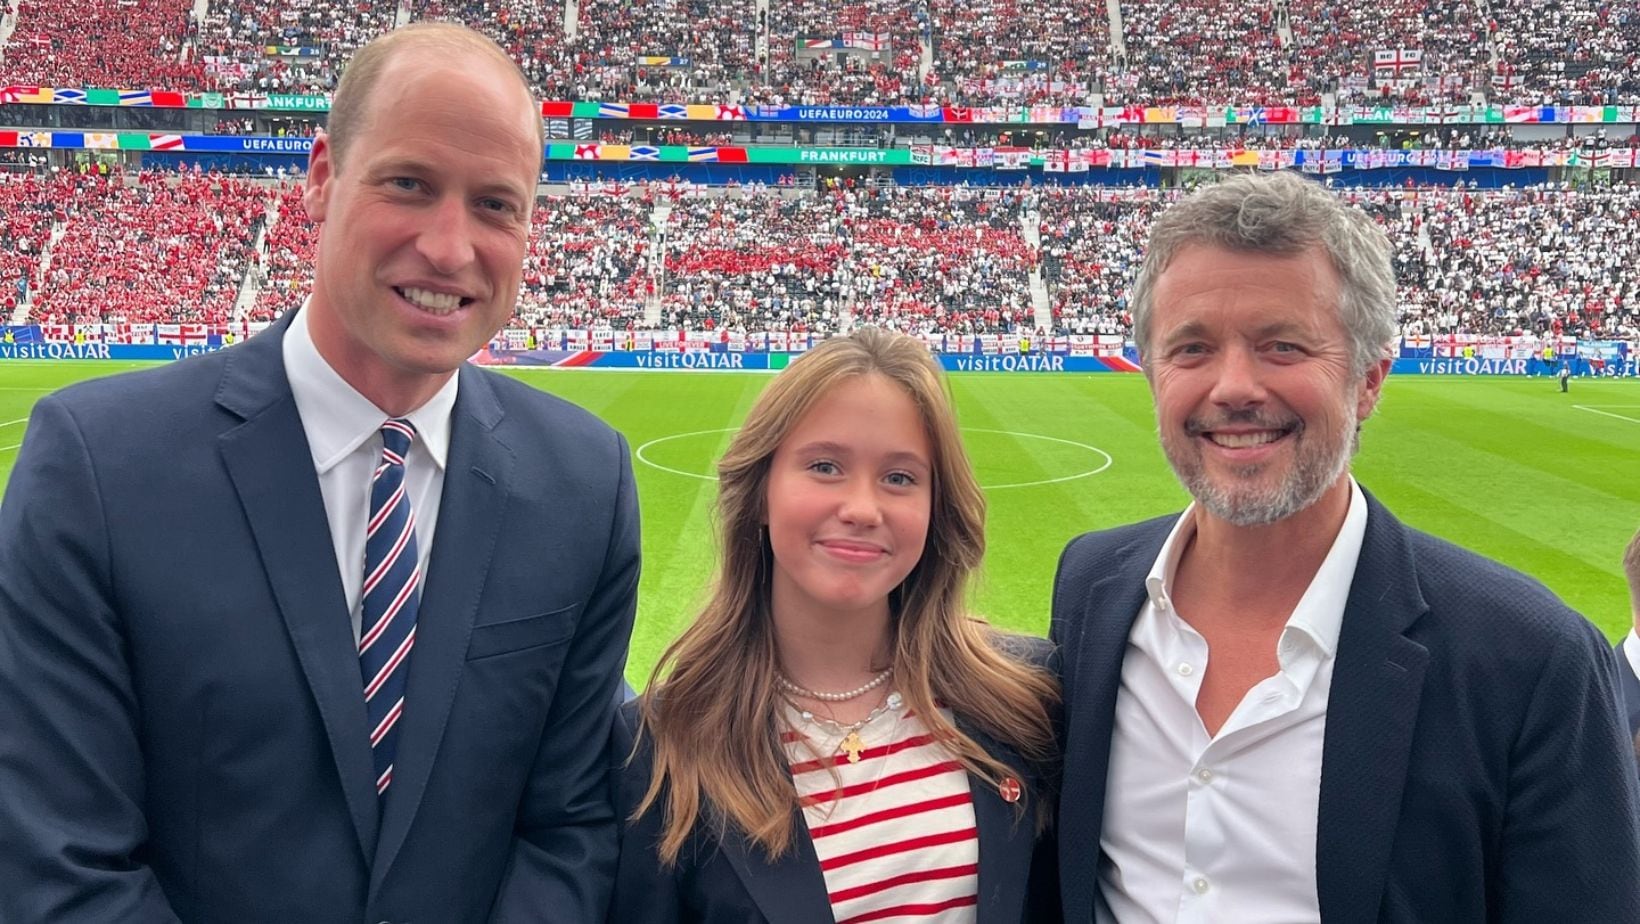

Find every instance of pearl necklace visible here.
[776,667,893,703]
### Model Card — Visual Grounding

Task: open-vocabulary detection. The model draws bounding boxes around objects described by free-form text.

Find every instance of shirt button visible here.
[1176,662,1194,677]
[1195,769,1214,784]
[1193,877,1211,894]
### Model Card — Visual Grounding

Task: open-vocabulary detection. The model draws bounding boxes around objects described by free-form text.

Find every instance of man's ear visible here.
[1357,355,1391,421]
[303,131,335,224]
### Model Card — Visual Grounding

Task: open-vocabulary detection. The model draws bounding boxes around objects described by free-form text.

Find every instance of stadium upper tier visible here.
[2,170,1634,343]
[2,0,1636,107]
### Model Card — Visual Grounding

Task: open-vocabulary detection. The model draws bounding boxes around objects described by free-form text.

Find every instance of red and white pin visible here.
[998,776,1021,804]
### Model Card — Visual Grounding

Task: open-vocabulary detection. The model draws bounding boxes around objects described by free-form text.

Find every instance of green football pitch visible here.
[2,362,1637,686]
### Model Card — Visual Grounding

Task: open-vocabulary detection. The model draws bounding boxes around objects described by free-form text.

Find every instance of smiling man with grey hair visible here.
[1050,171,1639,923]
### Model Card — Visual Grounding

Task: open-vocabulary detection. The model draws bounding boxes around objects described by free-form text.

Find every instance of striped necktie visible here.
[360,418,419,801]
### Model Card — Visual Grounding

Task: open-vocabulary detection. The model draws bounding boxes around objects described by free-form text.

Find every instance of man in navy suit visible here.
[1050,172,1639,923]
[1620,528,1640,743]
[0,24,638,923]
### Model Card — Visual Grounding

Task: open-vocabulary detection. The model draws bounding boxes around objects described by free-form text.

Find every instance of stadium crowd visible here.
[0,170,64,319]
[1112,0,1295,106]
[1285,0,1489,106]
[927,0,1108,106]
[192,0,395,94]
[1035,182,1640,341]
[2,166,1637,345]
[5,0,1639,105]
[6,0,200,88]
[1490,0,1640,105]
[250,181,315,320]
[23,170,266,327]
[518,191,654,328]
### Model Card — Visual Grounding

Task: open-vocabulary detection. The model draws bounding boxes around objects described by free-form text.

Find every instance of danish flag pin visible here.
[999,777,1021,803]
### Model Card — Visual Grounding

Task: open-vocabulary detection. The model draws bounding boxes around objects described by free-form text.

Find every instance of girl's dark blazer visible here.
[606,637,1062,923]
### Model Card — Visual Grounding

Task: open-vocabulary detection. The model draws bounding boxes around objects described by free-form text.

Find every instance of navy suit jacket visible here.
[607,639,1061,923]
[1050,491,1640,923]
[0,312,640,923]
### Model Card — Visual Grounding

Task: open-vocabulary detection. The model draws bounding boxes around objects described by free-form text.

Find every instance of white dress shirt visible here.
[1097,480,1369,924]
[282,307,457,642]
[1625,630,1640,682]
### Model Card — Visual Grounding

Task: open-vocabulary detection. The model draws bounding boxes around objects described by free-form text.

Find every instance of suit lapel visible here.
[1617,643,1640,737]
[958,718,1036,923]
[1315,494,1430,924]
[719,814,835,924]
[371,366,512,891]
[1057,529,1160,919]
[215,314,379,861]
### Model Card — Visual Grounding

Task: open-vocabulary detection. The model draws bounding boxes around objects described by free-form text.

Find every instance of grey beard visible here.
[1165,417,1358,527]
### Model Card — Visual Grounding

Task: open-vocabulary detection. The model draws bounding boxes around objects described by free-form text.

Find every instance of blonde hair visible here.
[633,328,1059,865]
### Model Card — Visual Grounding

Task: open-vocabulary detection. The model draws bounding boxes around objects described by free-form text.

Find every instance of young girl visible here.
[610,328,1061,923]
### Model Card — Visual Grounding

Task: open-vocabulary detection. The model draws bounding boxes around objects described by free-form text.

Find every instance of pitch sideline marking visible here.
[0,418,27,429]
[635,427,1113,490]
[1572,405,1640,424]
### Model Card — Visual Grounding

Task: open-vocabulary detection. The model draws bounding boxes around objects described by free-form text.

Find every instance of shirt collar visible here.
[281,303,458,474]
[1144,477,1370,664]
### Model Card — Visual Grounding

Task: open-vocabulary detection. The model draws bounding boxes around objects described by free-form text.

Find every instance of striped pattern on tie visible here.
[360,418,419,800]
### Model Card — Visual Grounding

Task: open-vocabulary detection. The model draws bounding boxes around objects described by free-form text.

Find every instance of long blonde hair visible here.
[633,327,1060,865]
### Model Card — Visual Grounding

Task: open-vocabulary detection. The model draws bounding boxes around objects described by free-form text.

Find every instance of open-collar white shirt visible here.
[1097,479,1369,924]
[281,306,457,641]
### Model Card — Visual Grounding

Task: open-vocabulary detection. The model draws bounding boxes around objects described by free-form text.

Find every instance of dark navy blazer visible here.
[0,311,640,923]
[1050,491,1640,923]
[607,638,1062,923]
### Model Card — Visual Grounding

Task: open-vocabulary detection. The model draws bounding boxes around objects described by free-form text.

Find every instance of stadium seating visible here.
[1037,186,1156,336]
[757,46,924,107]
[1038,182,1640,341]
[571,0,759,99]
[192,0,396,92]
[25,171,267,326]
[518,190,655,328]
[1113,0,1294,106]
[3,166,1637,342]
[1285,0,1490,106]
[252,181,316,320]
[0,171,63,317]
[410,0,584,100]
[1396,184,1639,338]
[5,0,1638,106]
[7,0,201,88]
[1489,0,1640,105]
[929,0,1107,106]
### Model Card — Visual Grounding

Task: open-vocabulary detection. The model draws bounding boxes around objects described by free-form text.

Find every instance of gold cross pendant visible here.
[840,730,866,763]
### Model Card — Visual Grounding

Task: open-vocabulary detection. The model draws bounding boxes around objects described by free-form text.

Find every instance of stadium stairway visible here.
[754,0,769,73]
[1021,212,1052,332]
[233,194,280,322]
[565,0,577,39]
[644,201,670,327]
[395,0,412,28]
[1105,0,1125,60]
[0,0,18,48]
[10,223,65,326]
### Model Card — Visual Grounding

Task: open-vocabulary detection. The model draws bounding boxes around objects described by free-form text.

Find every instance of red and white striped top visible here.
[784,704,979,924]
